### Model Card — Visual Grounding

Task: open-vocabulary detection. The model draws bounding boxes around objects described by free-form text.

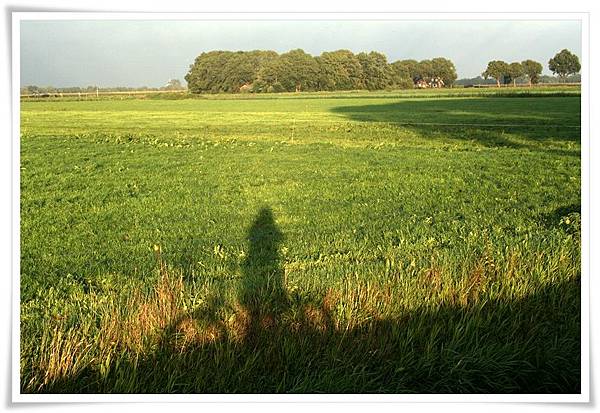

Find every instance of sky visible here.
[20,19,582,88]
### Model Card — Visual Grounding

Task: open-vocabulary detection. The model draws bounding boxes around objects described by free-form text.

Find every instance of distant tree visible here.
[521,59,543,86]
[397,59,420,83]
[454,76,497,86]
[430,57,457,87]
[538,73,581,84]
[389,61,413,89]
[548,49,581,81]
[185,51,229,93]
[163,79,184,90]
[482,60,509,87]
[267,49,320,92]
[257,56,284,87]
[506,62,525,87]
[185,50,279,93]
[316,50,363,91]
[416,60,434,82]
[185,49,461,93]
[249,79,269,93]
[230,50,278,91]
[357,52,394,90]
[23,85,41,95]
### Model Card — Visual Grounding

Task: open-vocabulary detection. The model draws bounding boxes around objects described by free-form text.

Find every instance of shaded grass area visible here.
[330,97,580,154]
[20,94,581,393]
[22,207,580,393]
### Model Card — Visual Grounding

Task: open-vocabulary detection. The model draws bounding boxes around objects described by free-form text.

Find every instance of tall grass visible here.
[21,220,580,393]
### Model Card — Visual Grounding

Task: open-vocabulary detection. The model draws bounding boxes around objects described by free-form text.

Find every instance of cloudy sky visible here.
[20,19,582,87]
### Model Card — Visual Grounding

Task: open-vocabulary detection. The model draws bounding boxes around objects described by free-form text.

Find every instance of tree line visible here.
[482,49,580,87]
[21,80,185,96]
[184,49,458,93]
[24,48,580,96]
[455,74,580,87]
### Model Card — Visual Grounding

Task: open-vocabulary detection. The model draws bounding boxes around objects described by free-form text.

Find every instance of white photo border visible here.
[11,11,591,404]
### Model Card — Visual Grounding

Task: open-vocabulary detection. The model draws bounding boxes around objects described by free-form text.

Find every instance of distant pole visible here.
[291,118,295,142]
[96,87,99,98]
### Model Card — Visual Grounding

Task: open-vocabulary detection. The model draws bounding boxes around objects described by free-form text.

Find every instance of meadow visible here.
[20,88,581,393]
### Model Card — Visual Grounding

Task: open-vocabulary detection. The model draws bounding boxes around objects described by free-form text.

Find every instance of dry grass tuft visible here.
[25,266,190,391]
[419,267,443,299]
[303,305,328,332]
[260,314,276,330]
[108,270,186,353]
[228,304,252,343]
[28,325,92,391]
[322,288,338,314]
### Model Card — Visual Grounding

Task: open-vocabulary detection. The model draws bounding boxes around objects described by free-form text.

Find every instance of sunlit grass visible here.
[20,90,581,393]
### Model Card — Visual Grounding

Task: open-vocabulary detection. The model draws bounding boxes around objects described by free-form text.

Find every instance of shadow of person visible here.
[26,210,581,393]
[238,207,288,336]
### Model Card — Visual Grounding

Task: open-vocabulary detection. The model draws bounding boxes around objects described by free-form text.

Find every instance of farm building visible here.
[415,77,445,88]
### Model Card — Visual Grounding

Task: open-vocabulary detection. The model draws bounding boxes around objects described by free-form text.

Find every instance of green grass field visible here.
[20,89,581,393]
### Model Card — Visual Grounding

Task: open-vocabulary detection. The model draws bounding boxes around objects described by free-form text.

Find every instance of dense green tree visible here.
[316,50,363,91]
[431,57,457,86]
[264,49,320,92]
[482,60,509,87]
[229,51,278,90]
[357,52,393,90]
[257,57,285,87]
[521,59,543,86]
[185,50,278,93]
[185,49,458,93]
[506,62,525,87]
[389,61,413,89]
[548,49,581,81]
[185,51,227,93]
[249,79,269,93]
[417,60,435,83]
[397,59,420,83]
[395,58,456,87]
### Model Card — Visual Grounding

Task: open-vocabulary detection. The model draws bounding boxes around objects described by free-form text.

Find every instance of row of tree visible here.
[482,49,580,87]
[454,74,580,87]
[21,82,185,95]
[184,49,458,93]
